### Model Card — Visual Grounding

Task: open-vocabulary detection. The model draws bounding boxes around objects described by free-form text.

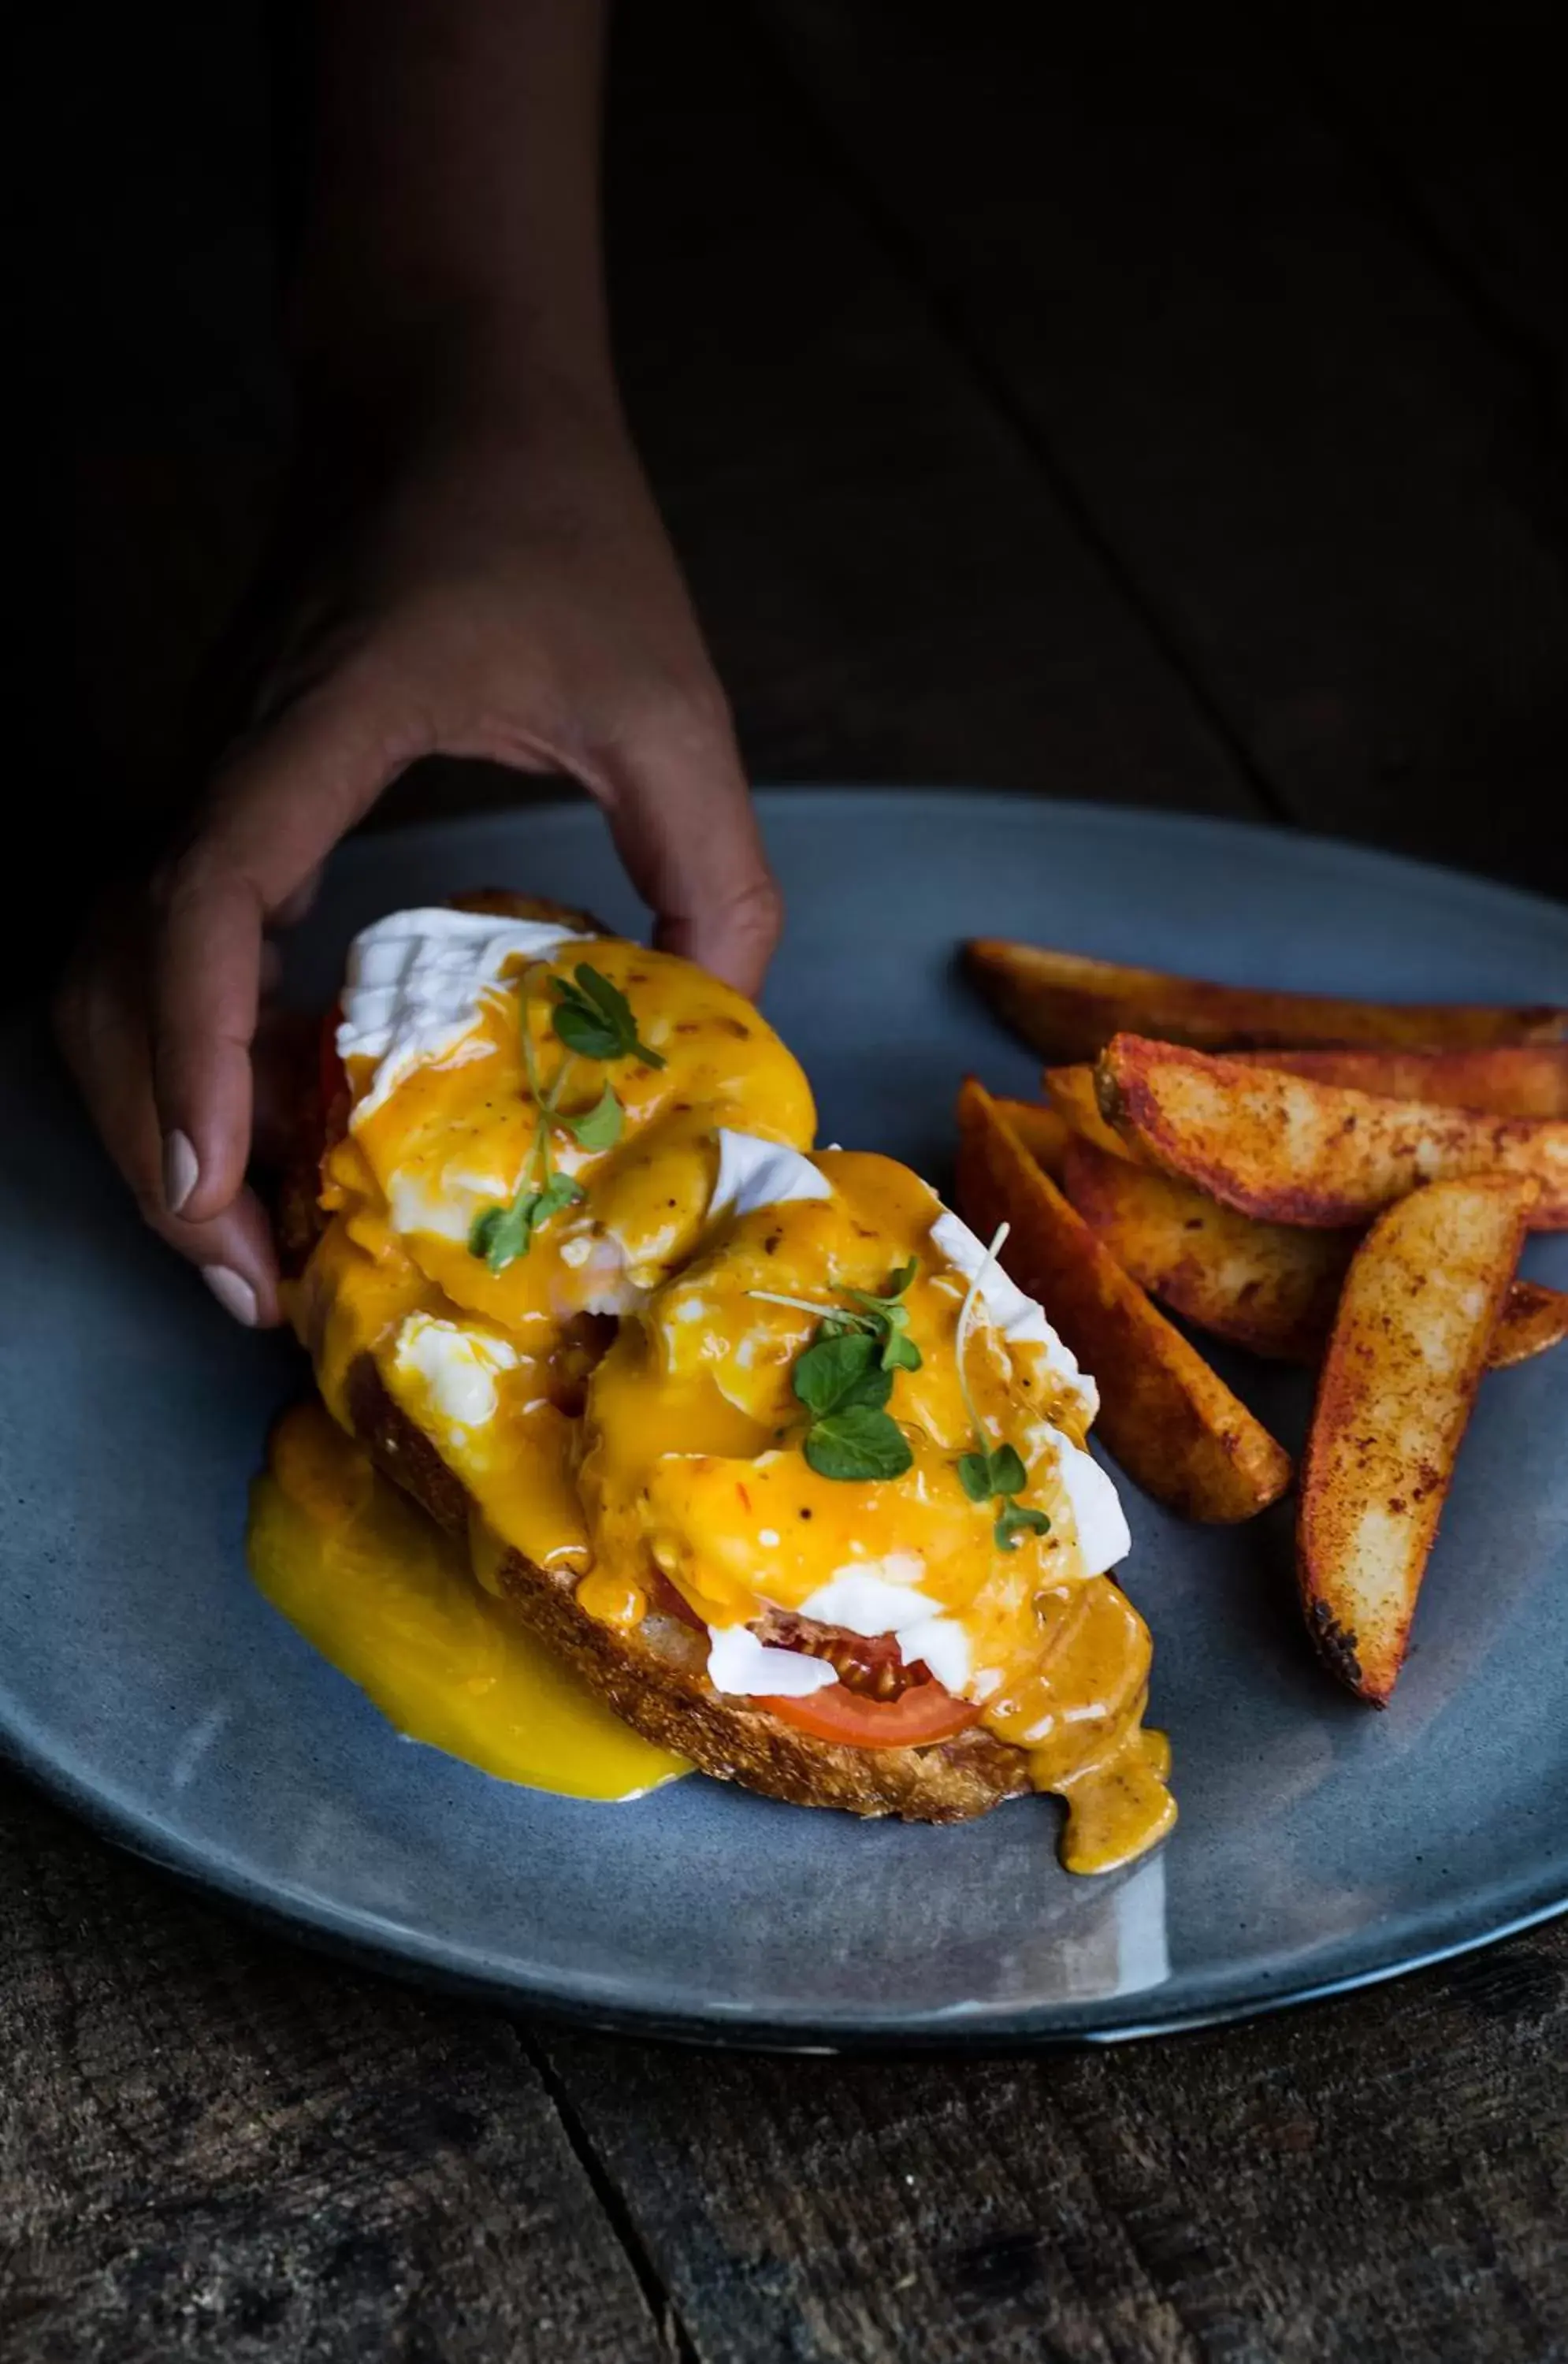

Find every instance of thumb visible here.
[590,692,782,999]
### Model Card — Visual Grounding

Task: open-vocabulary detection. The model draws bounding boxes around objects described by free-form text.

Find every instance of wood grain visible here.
[6,1771,1566,2363]
[0,1786,667,2364]
[541,1942,1568,2363]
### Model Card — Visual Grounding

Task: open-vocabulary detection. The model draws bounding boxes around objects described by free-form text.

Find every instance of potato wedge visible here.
[1297,1176,1536,1702]
[964,939,1568,1062]
[1042,1064,1146,1162]
[1491,1280,1568,1370]
[955,1080,1291,1522]
[990,1095,1072,1179]
[1061,1137,1353,1359]
[1060,1136,1568,1370]
[1225,1044,1568,1119]
[1098,1035,1568,1229]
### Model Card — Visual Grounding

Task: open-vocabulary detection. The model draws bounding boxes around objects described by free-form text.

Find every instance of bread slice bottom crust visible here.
[342,1355,1035,1823]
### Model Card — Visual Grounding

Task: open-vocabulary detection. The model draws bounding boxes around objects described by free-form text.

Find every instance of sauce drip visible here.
[248,1404,688,1801]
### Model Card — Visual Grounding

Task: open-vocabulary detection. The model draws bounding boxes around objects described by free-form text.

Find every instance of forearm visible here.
[293,0,614,441]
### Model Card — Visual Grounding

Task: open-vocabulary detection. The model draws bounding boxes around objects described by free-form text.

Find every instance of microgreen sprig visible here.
[468,961,651,1271]
[552,963,666,1069]
[750,1258,922,1373]
[791,1331,912,1482]
[953,1222,1052,1552]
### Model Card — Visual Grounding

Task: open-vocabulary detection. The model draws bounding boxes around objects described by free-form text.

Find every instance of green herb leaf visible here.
[957,1450,997,1504]
[804,1405,914,1483]
[995,1503,1052,1551]
[793,1332,892,1419]
[467,1205,514,1266]
[960,1440,1045,1544]
[845,1258,918,1316]
[815,1310,860,1340]
[957,1441,1030,1501]
[467,1172,585,1273]
[843,1259,923,1370]
[561,1080,624,1150]
[881,1328,923,1373]
[987,1442,1028,1498]
[551,963,666,1069]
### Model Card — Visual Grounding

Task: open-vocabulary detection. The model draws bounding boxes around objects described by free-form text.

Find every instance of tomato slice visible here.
[759,1678,980,1749]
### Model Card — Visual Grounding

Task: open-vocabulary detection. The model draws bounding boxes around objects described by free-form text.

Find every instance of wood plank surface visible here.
[6,1767,1565,2363]
[1,1789,669,2364]
[753,0,1568,898]
[542,1937,1568,2360]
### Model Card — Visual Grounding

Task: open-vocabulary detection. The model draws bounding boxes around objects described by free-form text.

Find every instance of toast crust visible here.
[343,1356,1032,1823]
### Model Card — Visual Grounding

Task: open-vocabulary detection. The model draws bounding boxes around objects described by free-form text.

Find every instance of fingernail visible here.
[203,1266,258,1327]
[162,1129,200,1216]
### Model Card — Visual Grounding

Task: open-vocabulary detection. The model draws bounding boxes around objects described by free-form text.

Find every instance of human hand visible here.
[55,398,780,1327]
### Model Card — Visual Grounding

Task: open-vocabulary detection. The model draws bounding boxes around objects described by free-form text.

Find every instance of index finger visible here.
[593,691,782,998]
[152,682,412,1221]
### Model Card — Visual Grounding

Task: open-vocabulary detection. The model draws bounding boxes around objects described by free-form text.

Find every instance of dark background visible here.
[43,0,1568,975]
[10,6,1568,2359]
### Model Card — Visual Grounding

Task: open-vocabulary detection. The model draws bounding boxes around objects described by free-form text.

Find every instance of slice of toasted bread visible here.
[282,890,1035,1823]
[342,1356,1033,1823]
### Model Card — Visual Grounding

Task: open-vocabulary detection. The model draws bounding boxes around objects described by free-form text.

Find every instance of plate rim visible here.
[5,1722,1566,2051]
[4,788,1566,2049]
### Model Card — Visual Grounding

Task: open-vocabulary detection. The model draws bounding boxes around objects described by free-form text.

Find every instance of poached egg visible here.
[260,909,1174,1871]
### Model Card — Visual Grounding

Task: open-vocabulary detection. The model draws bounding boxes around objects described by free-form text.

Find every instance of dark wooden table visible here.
[12,6,1567,2356]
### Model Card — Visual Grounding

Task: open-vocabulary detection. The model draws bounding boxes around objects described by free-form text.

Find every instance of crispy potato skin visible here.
[1224,1046,1568,1120]
[1098,1036,1568,1230]
[342,1358,1032,1823]
[955,1080,1291,1522]
[1042,1065,1146,1164]
[1057,1135,1568,1371]
[1297,1176,1536,1704]
[990,1095,1072,1178]
[1489,1281,1568,1369]
[965,940,1568,1063]
[1061,1137,1353,1360]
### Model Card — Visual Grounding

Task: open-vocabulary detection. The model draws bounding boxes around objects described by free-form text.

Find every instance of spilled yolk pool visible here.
[248,1403,688,1801]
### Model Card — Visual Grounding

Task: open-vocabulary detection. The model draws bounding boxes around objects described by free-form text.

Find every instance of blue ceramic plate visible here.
[2,792,1566,2047]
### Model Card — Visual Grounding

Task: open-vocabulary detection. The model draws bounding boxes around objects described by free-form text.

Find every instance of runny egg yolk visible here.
[249,1403,687,1801]
[266,927,1175,1873]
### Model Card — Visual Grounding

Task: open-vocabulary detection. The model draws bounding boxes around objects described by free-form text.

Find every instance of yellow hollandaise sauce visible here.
[248,1403,689,1801]
[273,912,1174,1874]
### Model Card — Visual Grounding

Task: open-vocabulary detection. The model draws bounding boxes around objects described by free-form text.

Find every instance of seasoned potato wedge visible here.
[1061,1137,1353,1359]
[1042,1064,1146,1162]
[990,1095,1072,1179]
[955,1080,1291,1522]
[1225,1044,1568,1119]
[1491,1280,1568,1369]
[1098,1035,1568,1229]
[1298,1176,1537,1702]
[1060,1136,1568,1370]
[964,939,1568,1062]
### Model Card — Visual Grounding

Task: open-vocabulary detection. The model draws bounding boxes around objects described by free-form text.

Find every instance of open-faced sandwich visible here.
[265,893,1175,1875]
